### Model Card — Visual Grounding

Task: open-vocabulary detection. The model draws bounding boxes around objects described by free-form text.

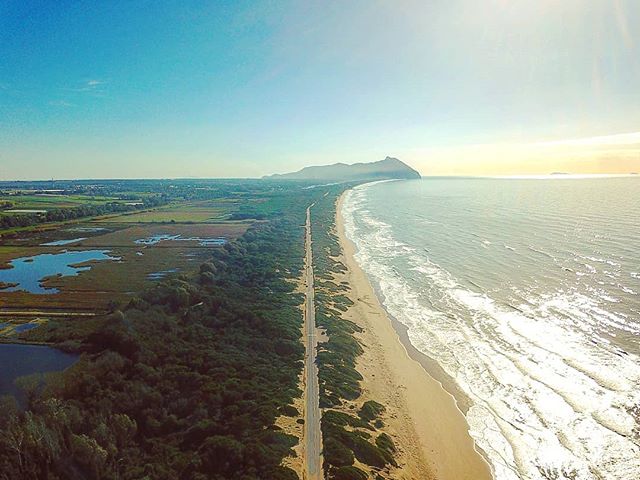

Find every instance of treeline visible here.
[0,196,166,231]
[0,185,325,479]
[310,187,398,480]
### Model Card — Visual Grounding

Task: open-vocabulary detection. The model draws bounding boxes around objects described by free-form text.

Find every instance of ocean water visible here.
[342,177,640,480]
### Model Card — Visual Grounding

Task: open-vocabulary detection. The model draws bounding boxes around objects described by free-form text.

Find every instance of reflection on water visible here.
[0,250,119,294]
[41,237,87,246]
[135,234,227,246]
[147,268,179,281]
[67,227,108,233]
[135,234,181,245]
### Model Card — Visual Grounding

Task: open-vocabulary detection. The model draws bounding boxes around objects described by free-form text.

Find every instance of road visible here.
[303,204,323,480]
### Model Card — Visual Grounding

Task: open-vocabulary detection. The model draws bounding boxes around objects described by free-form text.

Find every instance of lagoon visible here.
[41,237,87,246]
[0,344,77,399]
[0,250,118,294]
[147,268,179,281]
[135,234,227,246]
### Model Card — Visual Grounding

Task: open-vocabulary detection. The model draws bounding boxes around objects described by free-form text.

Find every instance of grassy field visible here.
[101,207,225,223]
[0,194,131,210]
[0,202,250,314]
[99,200,238,223]
[0,246,34,267]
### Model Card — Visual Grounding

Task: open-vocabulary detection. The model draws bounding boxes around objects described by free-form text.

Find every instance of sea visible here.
[342,176,640,480]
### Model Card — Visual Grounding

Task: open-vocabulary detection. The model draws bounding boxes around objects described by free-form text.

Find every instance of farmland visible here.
[0,194,124,211]
[99,200,236,223]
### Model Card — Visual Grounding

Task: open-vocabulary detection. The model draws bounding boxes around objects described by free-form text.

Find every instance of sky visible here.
[1,0,639,179]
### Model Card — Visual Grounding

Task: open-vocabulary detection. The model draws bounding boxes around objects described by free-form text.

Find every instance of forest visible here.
[0,183,321,479]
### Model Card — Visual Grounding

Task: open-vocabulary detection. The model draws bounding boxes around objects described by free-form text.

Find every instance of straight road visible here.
[303,205,323,480]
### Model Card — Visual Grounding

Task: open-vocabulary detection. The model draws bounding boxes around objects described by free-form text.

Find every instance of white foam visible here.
[342,185,640,480]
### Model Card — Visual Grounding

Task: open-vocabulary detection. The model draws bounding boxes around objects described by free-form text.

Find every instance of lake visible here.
[0,344,77,399]
[0,249,119,294]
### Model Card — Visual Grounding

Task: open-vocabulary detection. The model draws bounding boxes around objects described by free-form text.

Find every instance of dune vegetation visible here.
[310,188,398,480]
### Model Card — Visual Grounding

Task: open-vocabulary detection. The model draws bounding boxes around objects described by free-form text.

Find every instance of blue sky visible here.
[1,0,639,178]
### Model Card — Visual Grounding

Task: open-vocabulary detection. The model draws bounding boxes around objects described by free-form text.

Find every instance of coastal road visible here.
[303,205,323,480]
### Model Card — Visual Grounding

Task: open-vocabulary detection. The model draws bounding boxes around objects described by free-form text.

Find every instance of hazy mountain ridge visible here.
[264,157,421,181]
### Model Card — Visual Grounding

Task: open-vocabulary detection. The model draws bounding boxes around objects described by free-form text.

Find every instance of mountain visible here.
[264,157,421,181]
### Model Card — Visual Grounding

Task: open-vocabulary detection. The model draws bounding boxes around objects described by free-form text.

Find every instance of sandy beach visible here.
[336,192,492,480]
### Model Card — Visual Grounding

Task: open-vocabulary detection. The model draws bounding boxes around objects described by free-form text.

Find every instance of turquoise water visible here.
[343,176,640,480]
[0,250,118,294]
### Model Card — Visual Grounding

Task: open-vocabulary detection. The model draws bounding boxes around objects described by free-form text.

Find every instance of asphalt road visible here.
[304,205,323,480]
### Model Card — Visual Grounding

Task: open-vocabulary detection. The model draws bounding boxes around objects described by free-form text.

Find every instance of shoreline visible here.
[336,190,493,480]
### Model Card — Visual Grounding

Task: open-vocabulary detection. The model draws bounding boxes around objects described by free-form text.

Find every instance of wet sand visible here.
[336,192,493,480]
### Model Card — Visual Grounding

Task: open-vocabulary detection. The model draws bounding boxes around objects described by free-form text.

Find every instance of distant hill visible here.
[264,157,421,181]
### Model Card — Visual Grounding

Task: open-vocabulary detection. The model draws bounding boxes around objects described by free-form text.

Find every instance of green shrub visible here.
[359,400,385,422]
[375,433,396,454]
[324,437,355,467]
[279,404,299,417]
[332,465,368,480]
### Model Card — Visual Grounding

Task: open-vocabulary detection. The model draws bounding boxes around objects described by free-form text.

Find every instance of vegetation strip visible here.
[310,186,399,480]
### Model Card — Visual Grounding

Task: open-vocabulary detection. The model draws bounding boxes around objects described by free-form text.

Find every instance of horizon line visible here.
[1,173,638,183]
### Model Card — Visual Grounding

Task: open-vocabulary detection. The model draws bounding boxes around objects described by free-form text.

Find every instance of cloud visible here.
[67,79,107,93]
[402,131,640,175]
[534,132,640,148]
